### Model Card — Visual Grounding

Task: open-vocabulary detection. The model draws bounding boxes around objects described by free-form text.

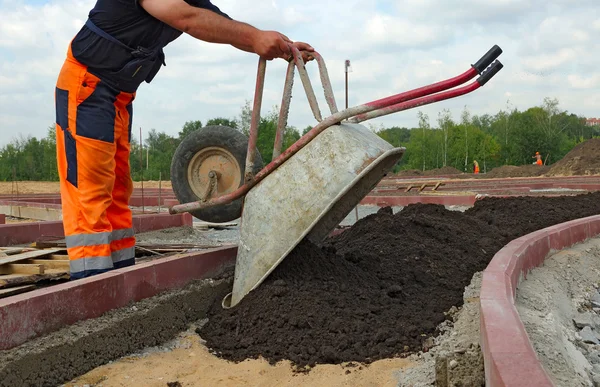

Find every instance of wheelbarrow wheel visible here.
[170,125,263,223]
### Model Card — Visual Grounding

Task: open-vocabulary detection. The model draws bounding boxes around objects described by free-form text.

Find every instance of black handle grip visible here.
[477,60,503,86]
[472,45,502,74]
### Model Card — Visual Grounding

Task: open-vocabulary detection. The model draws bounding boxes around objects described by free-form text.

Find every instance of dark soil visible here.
[199,192,600,367]
[396,166,463,177]
[483,164,550,178]
[547,139,600,176]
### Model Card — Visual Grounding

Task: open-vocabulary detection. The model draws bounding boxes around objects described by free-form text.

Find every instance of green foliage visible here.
[0,125,58,181]
[178,120,202,140]
[206,117,238,129]
[251,107,300,164]
[2,97,598,182]
[376,126,411,147]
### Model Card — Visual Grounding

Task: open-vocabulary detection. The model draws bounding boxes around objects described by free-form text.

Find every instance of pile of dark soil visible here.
[396,166,463,177]
[547,139,600,176]
[464,193,600,240]
[199,192,600,367]
[484,164,550,178]
[395,168,423,176]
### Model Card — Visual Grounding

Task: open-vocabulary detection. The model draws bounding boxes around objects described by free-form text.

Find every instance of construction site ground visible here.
[2,140,600,386]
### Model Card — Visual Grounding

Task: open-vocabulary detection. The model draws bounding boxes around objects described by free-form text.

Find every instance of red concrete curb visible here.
[360,195,476,207]
[0,213,194,246]
[0,246,237,351]
[480,215,600,386]
[0,200,62,210]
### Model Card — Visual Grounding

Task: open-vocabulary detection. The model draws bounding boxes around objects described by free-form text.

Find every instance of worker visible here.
[473,160,480,174]
[54,0,314,279]
[533,152,543,165]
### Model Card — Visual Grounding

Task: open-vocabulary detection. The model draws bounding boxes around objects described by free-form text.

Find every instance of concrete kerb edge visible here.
[0,245,238,351]
[0,212,193,246]
[480,214,600,387]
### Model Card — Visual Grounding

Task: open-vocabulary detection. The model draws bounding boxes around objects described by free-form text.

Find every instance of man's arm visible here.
[138,0,312,61]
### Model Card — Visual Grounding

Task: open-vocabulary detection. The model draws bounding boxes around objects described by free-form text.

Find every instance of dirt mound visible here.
[396,166,463,177]
[199,192,600,367]
[424,166,463,176]
[484,164,550,178]
[464,193,600,240]
[200,205,504,367]
[395,169,424,177]
[547,139,600,176]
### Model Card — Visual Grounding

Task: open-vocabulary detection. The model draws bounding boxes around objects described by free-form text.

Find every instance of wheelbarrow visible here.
[169,44,504,308]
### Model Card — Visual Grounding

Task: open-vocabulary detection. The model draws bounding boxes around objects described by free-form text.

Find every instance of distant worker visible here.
[473,160,480,174]
[533,152,543,165]
[54,0,314,279]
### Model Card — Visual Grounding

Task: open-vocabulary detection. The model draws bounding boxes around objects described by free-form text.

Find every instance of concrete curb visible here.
[0,245,237,351]
[480,214,600,386]
[0,212,194,246]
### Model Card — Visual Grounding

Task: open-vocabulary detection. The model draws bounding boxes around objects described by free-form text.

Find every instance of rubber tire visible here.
[170,125,263,223]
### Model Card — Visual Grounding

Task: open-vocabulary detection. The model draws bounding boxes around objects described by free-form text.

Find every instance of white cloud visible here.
[568,74,600,89]
[0,0,599,147]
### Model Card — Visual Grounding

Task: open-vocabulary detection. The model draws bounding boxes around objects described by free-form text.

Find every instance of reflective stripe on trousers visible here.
[67,228,135,278]
[65,228,134,247]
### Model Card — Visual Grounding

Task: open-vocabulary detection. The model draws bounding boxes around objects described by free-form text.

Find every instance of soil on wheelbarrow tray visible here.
[198,192,600,367]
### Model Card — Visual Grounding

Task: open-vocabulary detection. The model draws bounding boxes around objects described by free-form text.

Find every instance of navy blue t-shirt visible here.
[71,0,230,89]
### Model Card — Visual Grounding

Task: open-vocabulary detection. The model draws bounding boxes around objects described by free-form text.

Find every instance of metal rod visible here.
[273,61,295,159]
[312,52,338,115]
[244,58,267,182]
[345,59,358,222]
[139,127,145,214]
[290,46,322,122]
[158,172,162,214]
[351,81,481,123]
[170,65,481,215]
[345,61,349,110]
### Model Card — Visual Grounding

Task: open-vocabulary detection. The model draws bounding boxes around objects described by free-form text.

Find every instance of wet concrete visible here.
[0,275,232,387]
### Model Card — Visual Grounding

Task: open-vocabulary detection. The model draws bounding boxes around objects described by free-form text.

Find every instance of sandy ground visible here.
[0,181,171,195]
[516,236,600,386]
[66,328,415,387]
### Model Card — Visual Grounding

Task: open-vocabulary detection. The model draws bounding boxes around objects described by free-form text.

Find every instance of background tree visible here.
[206,117,238,129]
[178,120,203,140]
[1,96,597,181]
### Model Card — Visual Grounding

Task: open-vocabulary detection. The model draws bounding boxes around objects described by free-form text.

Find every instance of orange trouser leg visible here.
[107,93,136,269]
[55,46,136,279]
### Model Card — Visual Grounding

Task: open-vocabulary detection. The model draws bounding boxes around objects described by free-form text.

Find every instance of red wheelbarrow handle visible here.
[169,45,503,215]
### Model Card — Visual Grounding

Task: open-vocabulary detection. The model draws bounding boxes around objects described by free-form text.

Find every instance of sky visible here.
[0,0,599,146]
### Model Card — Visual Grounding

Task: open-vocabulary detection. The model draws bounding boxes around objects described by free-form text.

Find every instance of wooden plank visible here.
[405,185,413,192]
[0,272,69,288]
[0,285,36,299]
[49,254,70,260]
[31,241,66,249]
[0,248,34,256]
[27,259,70,270]
[419,183,427,192]
[0,249,61,266]
[0,264,44,275]
[433,182,442,191]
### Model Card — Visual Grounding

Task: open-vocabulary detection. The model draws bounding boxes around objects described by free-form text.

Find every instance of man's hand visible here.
[251,31,292,60]
[291,41,315,63]
[251,32,314,63]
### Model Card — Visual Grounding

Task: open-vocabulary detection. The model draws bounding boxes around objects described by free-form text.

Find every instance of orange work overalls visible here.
[54,43,136,279]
